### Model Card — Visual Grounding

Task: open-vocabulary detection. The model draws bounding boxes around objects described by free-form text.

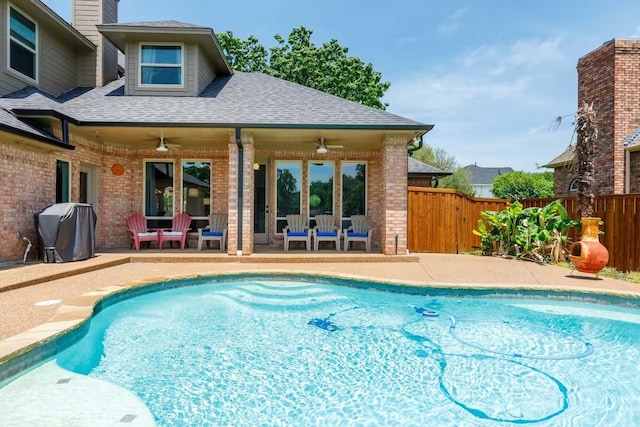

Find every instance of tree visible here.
[574,102,598,217]
[410,145,475,196]
[217,27,390,110]
[491,171,554,200]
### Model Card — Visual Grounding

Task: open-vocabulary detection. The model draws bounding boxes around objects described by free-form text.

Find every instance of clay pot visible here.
[569,217,609,274]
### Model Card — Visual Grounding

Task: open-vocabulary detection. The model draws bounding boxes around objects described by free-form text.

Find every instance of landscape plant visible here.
[473,199,580,263]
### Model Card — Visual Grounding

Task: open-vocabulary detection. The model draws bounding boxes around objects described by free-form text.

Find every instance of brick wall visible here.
[568,39,640,195]
[553,165,576,197]
[1,128,399,261]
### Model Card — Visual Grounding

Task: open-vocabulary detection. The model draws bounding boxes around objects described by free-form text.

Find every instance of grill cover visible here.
[35,203,97,263]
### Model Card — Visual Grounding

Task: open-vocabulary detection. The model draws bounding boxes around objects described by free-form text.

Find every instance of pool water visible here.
[51,279,640,426]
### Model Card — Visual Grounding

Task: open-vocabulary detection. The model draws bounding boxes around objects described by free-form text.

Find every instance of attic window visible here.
[139,43,183,87]
[8,5,37,81]
[569,179,579,192]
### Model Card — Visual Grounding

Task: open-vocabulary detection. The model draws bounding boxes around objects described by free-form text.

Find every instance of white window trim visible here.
[308,160,335,220]
[138,42,184,88]
[181,159,211,219]
[6,3,38,84]
[143,159,176,219]
[340,161,368,226]
[569,178,579,192]
[275,160,303,235]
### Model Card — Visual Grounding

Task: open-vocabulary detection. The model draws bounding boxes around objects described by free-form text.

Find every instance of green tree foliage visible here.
[276,169,300,216]
[342,164,366,215]
[491,171,554,200]
[410,145,475,196]
[217,27,390,110]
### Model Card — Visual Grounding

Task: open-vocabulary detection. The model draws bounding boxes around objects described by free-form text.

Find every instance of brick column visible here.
[382,134,409,255]
[227,132,255,255]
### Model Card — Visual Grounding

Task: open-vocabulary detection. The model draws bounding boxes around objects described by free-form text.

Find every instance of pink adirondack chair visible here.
[126,213,160,251]
[159,213,192,249]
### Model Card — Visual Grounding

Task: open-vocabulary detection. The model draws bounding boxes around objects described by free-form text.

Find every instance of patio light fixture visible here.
[155,137,168,152]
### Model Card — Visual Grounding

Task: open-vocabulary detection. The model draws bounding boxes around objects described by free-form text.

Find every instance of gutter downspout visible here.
[407,134,423,155]
[62,118,69,143]
[625,148,631,194]
[235,128,243,255]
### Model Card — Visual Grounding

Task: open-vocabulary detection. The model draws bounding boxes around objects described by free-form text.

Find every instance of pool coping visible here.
[3,268,640,385]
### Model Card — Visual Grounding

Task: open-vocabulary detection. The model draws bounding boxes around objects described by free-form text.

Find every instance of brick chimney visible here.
[72,0,119,87]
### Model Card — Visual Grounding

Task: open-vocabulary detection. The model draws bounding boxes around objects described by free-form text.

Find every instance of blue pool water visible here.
[53,278,640,426]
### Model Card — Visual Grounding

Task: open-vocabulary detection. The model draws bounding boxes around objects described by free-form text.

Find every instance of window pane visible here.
[141,45,181,64]
[276,161,301,217]
[141,66,181,85]
[309,162,334,217]
[9,41,35,79]
[182,161,211,217]
[55,160,69,203]
[145,162,174,216]
[342,163,366,217]
[10,8,36,50]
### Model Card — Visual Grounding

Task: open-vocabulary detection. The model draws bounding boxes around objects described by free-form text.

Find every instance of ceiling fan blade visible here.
[326,144,344,149]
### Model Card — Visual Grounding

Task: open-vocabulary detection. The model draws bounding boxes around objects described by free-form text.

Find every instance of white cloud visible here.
[437,8,468,35]
[385,37,573,172]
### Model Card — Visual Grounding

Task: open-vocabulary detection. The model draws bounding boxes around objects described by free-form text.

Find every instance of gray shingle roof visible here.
[1,72,430,129]
[462,164,515,185]
[623,125,640,149]
[541,145,575,168]
[111,20,203,28]
[408,157,451,175]
[0,108,71,148]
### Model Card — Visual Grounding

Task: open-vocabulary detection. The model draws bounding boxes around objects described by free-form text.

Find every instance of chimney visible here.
[73,0,119,87]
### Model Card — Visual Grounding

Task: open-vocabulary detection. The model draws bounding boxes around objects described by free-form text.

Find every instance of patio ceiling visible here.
[71,125,416,152]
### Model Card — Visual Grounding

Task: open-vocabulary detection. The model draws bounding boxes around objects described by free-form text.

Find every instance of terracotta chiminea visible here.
[569,217,609,274]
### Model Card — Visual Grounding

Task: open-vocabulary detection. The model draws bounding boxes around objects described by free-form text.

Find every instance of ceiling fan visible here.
[315,137,343,154]
[155,136,182,152]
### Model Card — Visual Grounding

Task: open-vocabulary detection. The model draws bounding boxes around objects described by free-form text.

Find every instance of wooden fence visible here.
[407,187,640,272]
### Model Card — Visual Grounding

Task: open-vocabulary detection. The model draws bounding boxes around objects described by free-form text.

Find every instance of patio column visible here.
[382,134,409,255]
[228,132,255,255]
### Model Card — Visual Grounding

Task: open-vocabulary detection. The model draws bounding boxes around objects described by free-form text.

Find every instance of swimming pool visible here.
[2,275,640,426]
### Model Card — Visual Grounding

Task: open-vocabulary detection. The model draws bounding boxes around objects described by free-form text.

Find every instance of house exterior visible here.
[407,157,451,188]
[462,164,514,198]
[0,0,433,262]
[544,39,640,196]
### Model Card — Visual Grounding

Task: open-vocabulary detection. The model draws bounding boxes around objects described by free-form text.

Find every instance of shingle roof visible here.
[462,164,515,185]
[541,145,576,168]
[111,20,203,28]
[623,125,640,149]
[1,72,430,129]
[408,157,451,175]
[0,108,71,148]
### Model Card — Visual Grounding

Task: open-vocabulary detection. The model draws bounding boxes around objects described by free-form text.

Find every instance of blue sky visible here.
[43,0,640,172]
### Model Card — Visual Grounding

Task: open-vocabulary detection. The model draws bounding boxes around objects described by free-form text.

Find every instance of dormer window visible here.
[139,43,183,87]
[8,4,37,82]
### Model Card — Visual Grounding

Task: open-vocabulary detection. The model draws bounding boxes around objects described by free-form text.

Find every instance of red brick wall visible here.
[629,151,640,193]
[570,39,640,195]
[553,165,576,197]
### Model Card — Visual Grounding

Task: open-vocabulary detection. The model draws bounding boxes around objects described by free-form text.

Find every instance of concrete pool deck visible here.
[1,251,639,345]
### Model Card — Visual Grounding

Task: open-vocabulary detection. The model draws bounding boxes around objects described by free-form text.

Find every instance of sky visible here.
[43,0,640,172]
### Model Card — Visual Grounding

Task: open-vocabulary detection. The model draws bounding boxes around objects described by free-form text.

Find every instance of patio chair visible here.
[126,213,160,251]
[198,214,228,251]
[283,214,311,251]
[159,213,192,250]
[313,215,341,251]
[344,215,373,252]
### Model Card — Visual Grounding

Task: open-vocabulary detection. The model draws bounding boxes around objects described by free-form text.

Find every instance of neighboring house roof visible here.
[407,157,451,176]
[541,145,576,168]
[0,72,430,130]
[623,125,640,150]
[462,164,514,185]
